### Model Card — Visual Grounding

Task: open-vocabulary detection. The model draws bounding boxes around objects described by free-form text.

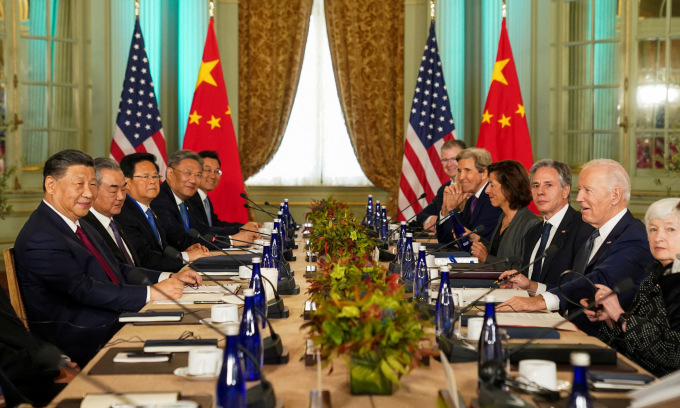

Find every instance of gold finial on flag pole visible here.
[502,0,506,18]
[430,0,436,21]
[135,0,140,17]
[209,0,214,18]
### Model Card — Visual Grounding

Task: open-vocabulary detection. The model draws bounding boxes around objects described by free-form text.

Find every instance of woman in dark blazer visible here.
[470,160,539,270]
[583,197,680,377]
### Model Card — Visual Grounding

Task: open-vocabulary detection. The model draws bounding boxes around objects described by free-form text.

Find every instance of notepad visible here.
[119,311,184,323]
[80,392,178,408]
[143,339,218,353]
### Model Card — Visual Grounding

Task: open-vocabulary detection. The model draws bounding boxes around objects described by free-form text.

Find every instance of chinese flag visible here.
[477,18,534,171]
[183,18,248,223]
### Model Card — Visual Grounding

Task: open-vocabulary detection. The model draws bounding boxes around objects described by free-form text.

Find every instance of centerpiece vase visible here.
[349,355,393,395]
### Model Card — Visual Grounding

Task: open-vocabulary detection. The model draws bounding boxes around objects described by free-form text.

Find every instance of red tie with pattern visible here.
[75,226,120,284]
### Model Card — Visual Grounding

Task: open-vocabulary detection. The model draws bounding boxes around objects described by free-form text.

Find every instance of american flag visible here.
[110,19,167,175]
[397,21,456,222]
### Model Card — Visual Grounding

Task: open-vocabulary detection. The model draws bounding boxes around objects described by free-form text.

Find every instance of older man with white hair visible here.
[498,159,654,334]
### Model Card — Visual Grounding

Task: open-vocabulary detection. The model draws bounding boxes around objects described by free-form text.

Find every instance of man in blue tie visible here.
[116,152,210,272]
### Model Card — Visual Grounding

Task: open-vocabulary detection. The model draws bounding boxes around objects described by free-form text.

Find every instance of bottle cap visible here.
[419,246,427,252]
[570,352,590,367]
[243,288,254,297]
[381,205,386,209]
[401,221,406,225]
[368,194,372,197]
[251,257,261,263]
[224,323,239,336]
[280,202,285,206]
[485,295,496,303]
[440,265,450,272]
[406,232,413,237]
[272,229,278,233]
[284,198,289,202]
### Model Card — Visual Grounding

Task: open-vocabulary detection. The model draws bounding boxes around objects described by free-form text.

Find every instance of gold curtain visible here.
[324,0,404,212]
[238,0,313,180]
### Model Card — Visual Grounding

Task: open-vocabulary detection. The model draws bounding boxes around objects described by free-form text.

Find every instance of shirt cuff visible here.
[158,272,172,282]
[541,292,560,311]
[535,282,547,295]
[181,252,189,263]
[145,287,150,303]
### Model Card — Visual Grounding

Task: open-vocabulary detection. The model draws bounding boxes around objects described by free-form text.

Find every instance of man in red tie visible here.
[13,149,201,366]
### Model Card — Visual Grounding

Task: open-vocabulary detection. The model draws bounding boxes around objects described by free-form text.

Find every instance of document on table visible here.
[495,312,578,332]
[81,392,178,408]
[182,283,240,294]
[452,288,528,305]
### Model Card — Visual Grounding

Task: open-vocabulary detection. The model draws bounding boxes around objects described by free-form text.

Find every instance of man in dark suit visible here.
[151,150,257,249]
[13,150,198,365]
[498,159,594,290]
[436,147,501,243]
[415,139,466,232]
[115,152,210,272]
[82,157,140,267]
[498,159,654,334]
[187,150,261,237]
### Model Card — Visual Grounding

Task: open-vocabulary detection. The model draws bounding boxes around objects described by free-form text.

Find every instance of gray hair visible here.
[456,148,492,173]
[582,159,631,203]
[645,198,680,227]
[530,159,572,188]
[441,139,466,152]
[167,149,204,171]
[93,157,121,186]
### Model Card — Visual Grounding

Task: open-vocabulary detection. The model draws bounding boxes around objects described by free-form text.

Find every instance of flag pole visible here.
[209,0,214,18]
[430,0,435,21]
[135,0,139,18]
[502,0,506,18]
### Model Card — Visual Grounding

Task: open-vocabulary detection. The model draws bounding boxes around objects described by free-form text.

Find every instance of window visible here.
[246,0,371,186]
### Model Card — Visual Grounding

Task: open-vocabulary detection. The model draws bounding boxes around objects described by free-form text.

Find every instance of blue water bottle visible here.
[478,295,503,386]
[283,198,293,227]
[239,288,262,381]
[436,268,455,338]
[216,324,246,408]
[249,257,267,322]
[261,241,274,269]
[270,229,281,280]
[401,233,415,282]
[396,221,407,258]
[567,352,593,408]
[450,211,471,251]
[413,247,429,302]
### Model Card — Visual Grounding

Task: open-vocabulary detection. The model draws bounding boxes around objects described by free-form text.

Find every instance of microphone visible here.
[127,269,279,406]
[243,201,278,219]
[186,231,288,319]
[241,227,270,236]
[493,245,559,285]
[452,256,519,271]
[430,224,485,252]
[387,192,427,224]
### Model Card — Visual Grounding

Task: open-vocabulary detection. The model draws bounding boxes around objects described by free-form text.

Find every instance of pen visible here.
[493,271,519,285]
[193,301,225,304]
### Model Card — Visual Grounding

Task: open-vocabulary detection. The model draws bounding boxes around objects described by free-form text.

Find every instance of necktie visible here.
[75,226,120,284]
[532,222,552,281]
[110,220,135,266]
[179,202,190,231]
[145,208,162,245]
[574,229,600,273]
[469,196,478,214]
[203,197,212,227]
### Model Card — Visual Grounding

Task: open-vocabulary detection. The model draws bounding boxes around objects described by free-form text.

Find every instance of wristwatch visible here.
[616,312,632,327]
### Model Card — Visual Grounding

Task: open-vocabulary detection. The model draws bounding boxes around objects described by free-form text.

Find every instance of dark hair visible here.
[43,149,94,192]
[167,149,203,169]
[93,157,121,186]
[487,160,533,210]
[529,159,571,188]
[198,150,221,167]
[119,153,159,178]
[442,139,467,152]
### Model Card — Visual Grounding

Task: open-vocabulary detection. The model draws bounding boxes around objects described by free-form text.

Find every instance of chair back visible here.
[3,247,29,329]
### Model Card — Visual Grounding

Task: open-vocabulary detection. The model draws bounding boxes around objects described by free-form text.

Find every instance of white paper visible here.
[182,284,240,294]
[81,392,178,408]
[452,288,528,305]
[494,312,578,332]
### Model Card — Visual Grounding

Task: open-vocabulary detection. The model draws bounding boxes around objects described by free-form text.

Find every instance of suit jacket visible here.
[186,192,242,237]
[0,289,64,407]
[114,196,184,272]
[82,211,141,267]
[548,210,654,334]
[522,205,594,288]
[150,182,200,251]
[436,184,501,243]
[14,201,160,366]
[482,206,540,270]
[415,181,450,226]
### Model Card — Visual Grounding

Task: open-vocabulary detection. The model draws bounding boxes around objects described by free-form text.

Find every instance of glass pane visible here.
[52,42,74,84]
[593,0,618,41]
[593,132,617,160]
[52,0,74,40]
[26,0,48,37]
[22,38,48,82]
[669,85,680,128]
[638,0,665,18]
[567,89,591,130]
[638,39,664,83]
[593,88,620,130]
[50,131,77,154]
[51,86,76,128]
[568,0,591,42]
[636,136,655,168]
[21,84,48,128]
[23,130,48,165]
[673,0,680,17]
[668,134,680,172]
[566,133,590,165]
[567,44,590,86]
[670,39,680,83]
[636,92,663,128]
[593,43,617,85]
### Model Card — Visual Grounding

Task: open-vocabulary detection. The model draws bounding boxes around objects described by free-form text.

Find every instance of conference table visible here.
[49,233,650,408]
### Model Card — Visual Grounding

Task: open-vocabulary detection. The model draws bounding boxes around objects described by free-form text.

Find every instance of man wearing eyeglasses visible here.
[151,150,258,249]
[186,151,261,236]
[115,152,210,272]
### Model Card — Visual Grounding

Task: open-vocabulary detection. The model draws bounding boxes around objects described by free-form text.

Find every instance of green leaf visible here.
[338,305,360,319]
[380,360,401,385]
